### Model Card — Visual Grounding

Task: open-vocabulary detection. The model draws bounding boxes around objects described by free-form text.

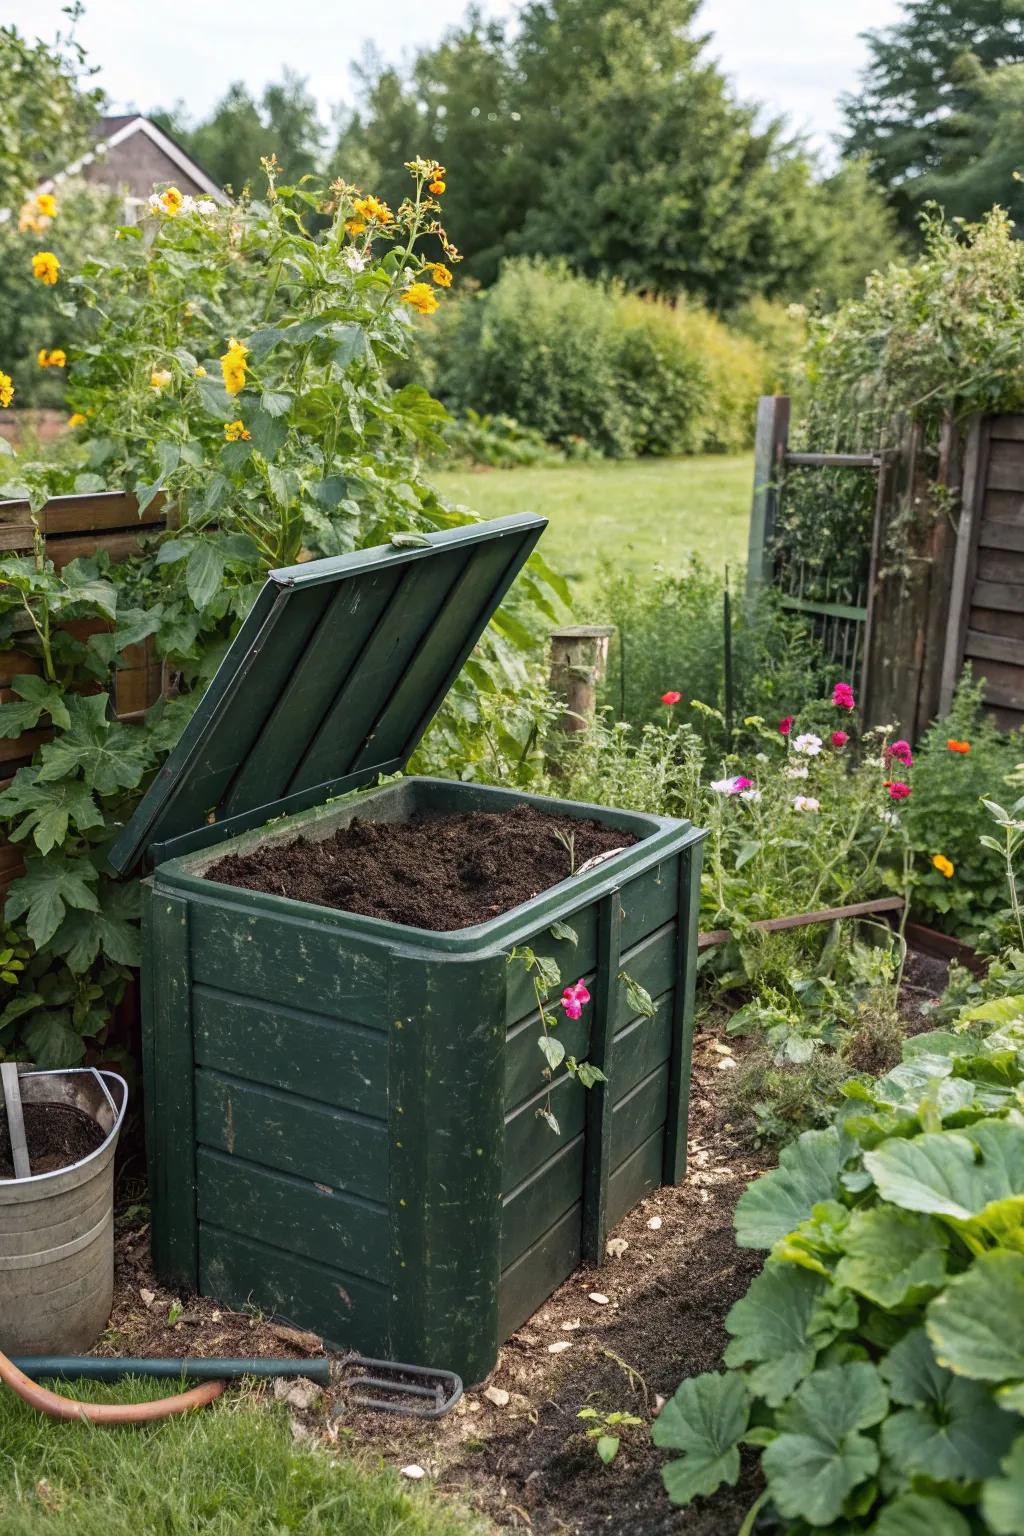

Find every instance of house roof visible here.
[41,114,228,204]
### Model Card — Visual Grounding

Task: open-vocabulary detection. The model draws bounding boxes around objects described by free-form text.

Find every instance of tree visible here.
[153,71,324,193]
[0,12,100,213]
[843,0,1024,233]
[335,0,900,307]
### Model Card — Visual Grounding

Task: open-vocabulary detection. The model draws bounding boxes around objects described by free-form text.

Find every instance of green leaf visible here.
[864,1121,1024,1221]
[761,1363,887,1527]
[60,561,118,619]
[185,542,225,610]
[0,770,103,854]
[596,1436,619,1465]
[880,1327,1018,1482]
[539,1035,566,1071]
[983,1436,1024,1536]
[723,1263,853,1405]
[871,1493,972,1536]
[0,674,70,736]
[549,920,578,945]
[5,856,99,949]
[35,694,151,797]
[330,321,367,368]
[267,465,300,507]
[245,408,287,458]
[260,390,292,417]
[926,1251,1024,1382]
[619,970,657,1019]
[833,1206,948,1309]
[735,1127,845,1249]
[22,1010,86,1068]
[652,1372,751,1506]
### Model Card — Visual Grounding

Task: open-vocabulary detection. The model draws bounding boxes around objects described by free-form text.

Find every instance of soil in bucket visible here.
[207,803,636,931]
[0,1101,105,1177]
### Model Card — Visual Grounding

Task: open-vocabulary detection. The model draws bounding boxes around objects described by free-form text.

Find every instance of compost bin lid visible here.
[108,513,548,876]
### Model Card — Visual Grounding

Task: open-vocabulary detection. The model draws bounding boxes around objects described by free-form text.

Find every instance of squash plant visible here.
[653,988,1024,1532]
[0,158,565,1066]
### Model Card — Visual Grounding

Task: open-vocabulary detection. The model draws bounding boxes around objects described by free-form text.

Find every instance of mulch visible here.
[0,1102,105,1179]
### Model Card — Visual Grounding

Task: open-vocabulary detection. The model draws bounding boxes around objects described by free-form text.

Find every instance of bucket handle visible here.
[91,1069,128,1141]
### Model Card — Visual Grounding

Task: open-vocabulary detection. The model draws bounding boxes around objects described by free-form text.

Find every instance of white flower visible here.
[793,733,823,756]
[740,787,762,802]
[880,809,900,827]
[194,198,218,215]
[710,776,750,796]
[793,795,820,813]
[785,764,809,780]
[344,247,366,273]
[147,192,163,212]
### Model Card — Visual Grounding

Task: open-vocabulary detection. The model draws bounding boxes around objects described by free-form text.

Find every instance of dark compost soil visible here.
[0,1101,105,1178]
[207,803,635,931]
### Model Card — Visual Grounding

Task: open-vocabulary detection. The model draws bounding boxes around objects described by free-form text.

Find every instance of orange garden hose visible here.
[0,1347,224,1423]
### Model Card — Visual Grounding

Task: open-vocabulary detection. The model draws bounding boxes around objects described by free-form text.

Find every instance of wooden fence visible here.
[0,490,168,903]
[748,397,1024,737]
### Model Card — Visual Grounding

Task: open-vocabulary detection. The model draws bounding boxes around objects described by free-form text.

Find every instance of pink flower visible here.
[778,716,795,735]
[561,979,591,1019]
[660,690,682,706]
[831,731,849,748]
[888,739,913,766]
[885,781,911,801]
[832,682,855,711]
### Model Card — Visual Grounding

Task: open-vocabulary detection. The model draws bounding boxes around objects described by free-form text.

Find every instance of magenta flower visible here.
[885,781,911,801]
[888,739,913,766]
[561,979,591,1020]
[831,731,849,748]
[778,716,795,735]
[832,682,855,711]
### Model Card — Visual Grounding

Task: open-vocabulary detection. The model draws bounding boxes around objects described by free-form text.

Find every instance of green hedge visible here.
[425,260,773,458]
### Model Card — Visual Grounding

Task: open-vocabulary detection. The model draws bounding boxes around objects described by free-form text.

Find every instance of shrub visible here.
[596,560,828,747]
[653,983,1024,1532]
[904,677,1024,942]
[428,260,770,458]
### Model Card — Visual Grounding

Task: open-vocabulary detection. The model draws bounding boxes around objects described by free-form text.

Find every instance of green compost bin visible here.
[110,513,706,1385]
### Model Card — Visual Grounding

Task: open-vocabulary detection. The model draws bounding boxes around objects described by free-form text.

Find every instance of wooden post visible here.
[746,395,790,594]
[549,625,616,734]
[939,415,989,714]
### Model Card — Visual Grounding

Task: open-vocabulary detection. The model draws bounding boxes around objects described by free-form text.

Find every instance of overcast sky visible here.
[7,0,905,162]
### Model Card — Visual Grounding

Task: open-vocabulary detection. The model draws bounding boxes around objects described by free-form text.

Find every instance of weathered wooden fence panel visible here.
[941,414,1024,729]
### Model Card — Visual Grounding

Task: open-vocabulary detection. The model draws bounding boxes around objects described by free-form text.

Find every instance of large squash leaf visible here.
[734,1127,845,1249]
[761,1363,887,1527]
[926,1251,1024,1382]
[880,1328,1018,1482]
[651,1372,751,1506]
[724,1263,855,1406]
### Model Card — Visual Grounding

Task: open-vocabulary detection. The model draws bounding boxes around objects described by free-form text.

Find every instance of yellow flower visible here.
[194,365,207,377]
[425,262,452,287]
[36,193,57,219]
[150,369,173,390]
[0,371,14,409]
[932,854,955,879]
[352,195,392,225]
[220,337,249,396]
[429,179,446,195]
[37,348,66,368]
[68,412,86,428]
[401,282,440,316]
[223,419,251,442]
[160,187,184,215]
[345,217,367,236]
[31,251,60,285]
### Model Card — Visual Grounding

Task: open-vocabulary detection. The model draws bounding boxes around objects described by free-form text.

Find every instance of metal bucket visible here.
[0,1069,127,1354]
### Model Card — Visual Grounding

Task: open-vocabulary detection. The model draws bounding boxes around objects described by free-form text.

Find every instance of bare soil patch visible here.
[0,1102,105,1178]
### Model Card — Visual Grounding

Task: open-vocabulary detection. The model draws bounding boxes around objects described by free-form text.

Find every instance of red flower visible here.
[885,780,911,801]
[778,716,795,735]
[887,739,913,766]
[831,731,849,748]
[832,682,855,711]
[947,739,971,754]
[660,691,682,706]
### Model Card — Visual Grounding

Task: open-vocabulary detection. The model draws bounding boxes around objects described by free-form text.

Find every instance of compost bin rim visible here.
[0,1069,127,1190]
[151,779,707,955]
[108,512,549,880]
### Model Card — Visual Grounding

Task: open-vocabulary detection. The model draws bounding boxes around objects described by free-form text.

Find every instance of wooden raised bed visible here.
[0,491,169,905]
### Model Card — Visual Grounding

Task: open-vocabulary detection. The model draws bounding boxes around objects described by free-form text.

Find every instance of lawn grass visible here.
[0,1379,487,1536]
[432,454,753,602]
